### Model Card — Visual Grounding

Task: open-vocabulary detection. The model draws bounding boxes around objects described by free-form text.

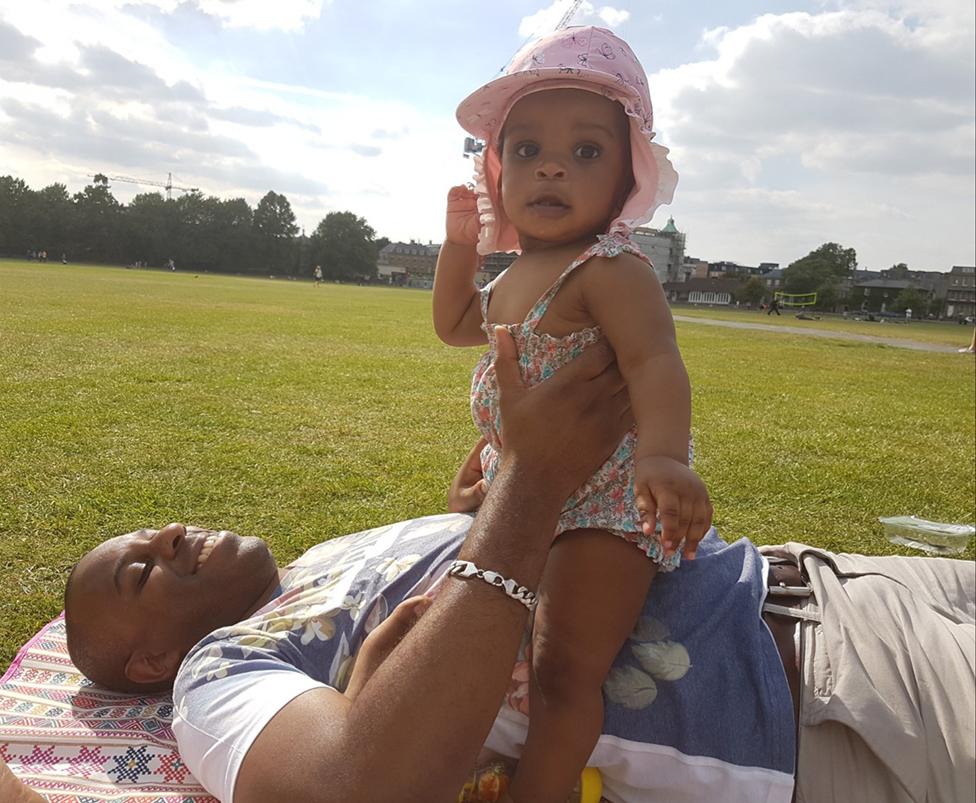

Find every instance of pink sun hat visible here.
[456,25,678,255]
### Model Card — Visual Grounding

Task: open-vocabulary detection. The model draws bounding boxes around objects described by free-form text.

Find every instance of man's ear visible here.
[124,648,182,686]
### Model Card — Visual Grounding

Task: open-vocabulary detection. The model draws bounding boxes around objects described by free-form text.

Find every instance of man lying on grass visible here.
[4,332,974,803]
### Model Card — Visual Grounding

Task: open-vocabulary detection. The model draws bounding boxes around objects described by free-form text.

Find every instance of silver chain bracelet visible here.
[447,560,538,612]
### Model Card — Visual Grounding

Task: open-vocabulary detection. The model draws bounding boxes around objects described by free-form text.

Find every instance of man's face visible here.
[68,523,279,687]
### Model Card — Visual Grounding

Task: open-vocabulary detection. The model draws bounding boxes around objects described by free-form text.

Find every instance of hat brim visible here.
[457,69,634,139]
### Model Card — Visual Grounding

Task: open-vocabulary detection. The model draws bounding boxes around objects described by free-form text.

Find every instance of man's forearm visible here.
[340,462,561,801]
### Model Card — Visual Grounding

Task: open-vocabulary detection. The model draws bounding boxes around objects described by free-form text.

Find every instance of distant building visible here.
[662,277,741,306]
[632,217,686,284]
[378,240,440,287]
[682,257,709,281]
[944,265,976,318]
[761,268,786,292]
[850,278,927,313]
[478,251,517,286]
[707,260,762,278]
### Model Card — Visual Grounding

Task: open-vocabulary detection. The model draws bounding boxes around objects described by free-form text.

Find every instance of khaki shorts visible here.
[763,544,975,803]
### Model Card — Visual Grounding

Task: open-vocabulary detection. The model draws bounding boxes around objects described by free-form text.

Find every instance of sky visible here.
[1,0,973,270]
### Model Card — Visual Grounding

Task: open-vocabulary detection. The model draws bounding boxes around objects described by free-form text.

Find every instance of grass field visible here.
[674,305,975,347]
[1,258,974,672]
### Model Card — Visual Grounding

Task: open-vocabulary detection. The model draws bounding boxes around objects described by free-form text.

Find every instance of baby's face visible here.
[499,88,632,250]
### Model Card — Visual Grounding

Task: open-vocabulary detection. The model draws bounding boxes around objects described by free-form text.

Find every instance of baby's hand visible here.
[634,457,713,560]
[448,436,489,513]
[446,184,481,246]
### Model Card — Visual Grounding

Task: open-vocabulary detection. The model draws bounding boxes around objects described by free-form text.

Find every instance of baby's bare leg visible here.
[508,528,657,803]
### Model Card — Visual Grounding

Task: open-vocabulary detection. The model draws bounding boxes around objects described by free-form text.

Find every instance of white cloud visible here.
[195,0,329,31]
[648,8,975,267]
[595,5,630,27]
[518,1,630,39]
[0,0,465,242]
[3,0,331,32]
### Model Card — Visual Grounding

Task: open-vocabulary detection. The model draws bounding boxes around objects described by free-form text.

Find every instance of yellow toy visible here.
[578,767,603,803]
[457,763,603,802]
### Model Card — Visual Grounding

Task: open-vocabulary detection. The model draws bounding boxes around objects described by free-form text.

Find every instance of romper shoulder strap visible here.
[479,270,505,323]
[524,233,647,330]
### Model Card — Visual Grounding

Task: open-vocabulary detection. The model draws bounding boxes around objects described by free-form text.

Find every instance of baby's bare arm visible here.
[432,186,488,347]
[581,255,712,555]
[580,254,690,463]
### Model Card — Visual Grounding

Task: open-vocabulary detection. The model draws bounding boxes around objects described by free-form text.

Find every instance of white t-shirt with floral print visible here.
[173,514,795,803]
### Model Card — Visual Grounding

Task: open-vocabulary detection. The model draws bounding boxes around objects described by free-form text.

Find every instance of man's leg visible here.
[780,547,976,803]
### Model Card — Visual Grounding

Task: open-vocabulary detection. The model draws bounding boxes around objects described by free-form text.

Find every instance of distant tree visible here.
[0,175,33,254]
[784,242,857,310]
[311,211,377,281]
[171,192,215,270]
[736,276,766,306]
[212,197,255,272]
[0,173,384,275]
[124,192,172,266]
[29,183,75,256]
[887,262,910,279]
[253,191,298,274]
[72,182,123,263]
[893,287,930,315]
[816,283,842,311]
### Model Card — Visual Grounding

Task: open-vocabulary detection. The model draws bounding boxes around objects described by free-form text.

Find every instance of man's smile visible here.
[194,532,219,573]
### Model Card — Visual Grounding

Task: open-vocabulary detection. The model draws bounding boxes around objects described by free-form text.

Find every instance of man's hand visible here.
[494,327,633,502]
[446,185,481,247]
[449,437,489,513]
[634,457,713,560]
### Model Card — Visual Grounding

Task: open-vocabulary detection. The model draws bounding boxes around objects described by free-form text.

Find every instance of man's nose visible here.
[149,522,186,558]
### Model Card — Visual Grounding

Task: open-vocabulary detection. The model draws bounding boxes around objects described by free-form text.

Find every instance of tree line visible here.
[729,243,937,315]
[0,174,385,279]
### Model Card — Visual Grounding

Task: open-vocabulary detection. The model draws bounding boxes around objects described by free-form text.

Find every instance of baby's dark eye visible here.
[514,142,539,158]
[574,144,600,160]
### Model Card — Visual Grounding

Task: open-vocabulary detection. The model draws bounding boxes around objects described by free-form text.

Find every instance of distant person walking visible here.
[960,327,976,354]
[313,264,323,285]
[767,296,781,316]
[905,307,912,323]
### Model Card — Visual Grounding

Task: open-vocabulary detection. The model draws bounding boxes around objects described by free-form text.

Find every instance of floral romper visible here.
[471,233,690,570]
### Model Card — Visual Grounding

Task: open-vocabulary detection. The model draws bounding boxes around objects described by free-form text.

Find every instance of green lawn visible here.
[2,259,974,672]
[674,304,974,346]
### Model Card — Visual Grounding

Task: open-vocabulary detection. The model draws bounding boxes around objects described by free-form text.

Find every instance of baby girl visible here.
[433,26,713,803]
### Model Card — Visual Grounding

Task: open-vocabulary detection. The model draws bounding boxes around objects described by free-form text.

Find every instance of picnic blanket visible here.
[0,614,216,802]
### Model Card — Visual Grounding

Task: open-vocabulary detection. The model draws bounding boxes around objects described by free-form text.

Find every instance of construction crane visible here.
[553,0,584,32]
[91,172,199,200]
[463,0,584,158]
